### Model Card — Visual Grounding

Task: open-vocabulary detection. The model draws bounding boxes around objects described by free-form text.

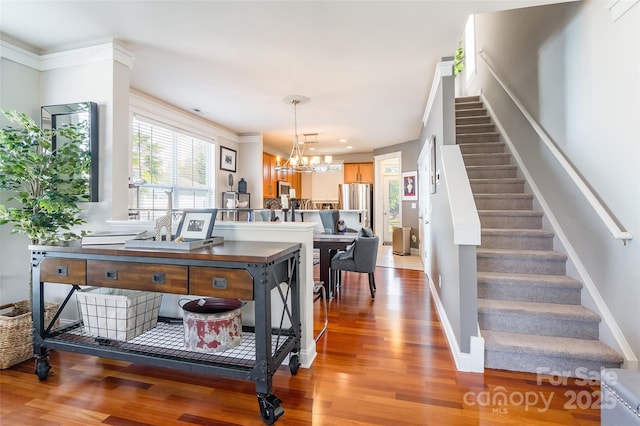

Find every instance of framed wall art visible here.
[176,209,218,240]
[220,146,237,172]
[402,171,418,201]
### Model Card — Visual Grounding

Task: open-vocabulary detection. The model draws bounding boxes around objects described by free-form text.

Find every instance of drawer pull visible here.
[213,278,227,290]
[152,273,166,284]
[56,266,68,276]
[105,269,118,280]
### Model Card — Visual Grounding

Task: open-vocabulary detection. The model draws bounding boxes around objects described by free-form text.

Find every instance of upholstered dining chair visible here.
[330,235,379,299]
[319,209,340,234]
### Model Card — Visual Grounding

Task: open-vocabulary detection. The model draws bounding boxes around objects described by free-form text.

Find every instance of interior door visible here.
[381,159,400,245]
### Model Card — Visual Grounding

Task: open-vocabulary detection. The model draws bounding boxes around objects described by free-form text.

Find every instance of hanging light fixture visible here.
[276,95,333,173]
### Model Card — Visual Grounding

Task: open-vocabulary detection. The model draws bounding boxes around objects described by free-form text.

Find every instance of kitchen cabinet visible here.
[303,169,342,201]
[344,162,373,183]
[263,152,277,198]
[263,152,302,198]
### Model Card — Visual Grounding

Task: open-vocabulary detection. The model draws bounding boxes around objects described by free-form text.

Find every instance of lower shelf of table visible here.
[44,320,296,373]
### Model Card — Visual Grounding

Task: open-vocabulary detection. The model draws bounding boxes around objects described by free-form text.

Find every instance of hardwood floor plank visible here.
[0,267,604,425]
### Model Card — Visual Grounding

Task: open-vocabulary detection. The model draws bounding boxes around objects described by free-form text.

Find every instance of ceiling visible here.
[1,1,566,156]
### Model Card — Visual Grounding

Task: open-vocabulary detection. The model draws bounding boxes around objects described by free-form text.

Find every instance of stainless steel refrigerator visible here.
[338,183,373,231]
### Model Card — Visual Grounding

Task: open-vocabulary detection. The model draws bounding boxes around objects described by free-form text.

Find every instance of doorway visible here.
[374,153,401,245]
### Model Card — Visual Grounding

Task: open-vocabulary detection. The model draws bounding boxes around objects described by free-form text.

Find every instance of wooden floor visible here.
[0,266,601,425]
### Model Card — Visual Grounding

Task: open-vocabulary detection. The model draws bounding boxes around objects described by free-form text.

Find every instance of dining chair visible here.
[319,209,340,234]
[330,235,379,299]
[312,280,328,342]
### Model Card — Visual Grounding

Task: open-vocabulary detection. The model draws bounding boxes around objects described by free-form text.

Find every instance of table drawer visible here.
[40,258,86,285]
[190,266,253,300]
[87,260,188,294]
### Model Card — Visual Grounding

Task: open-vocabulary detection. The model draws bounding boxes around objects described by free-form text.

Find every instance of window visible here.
[130,115,214,220]
[464,15,476,81]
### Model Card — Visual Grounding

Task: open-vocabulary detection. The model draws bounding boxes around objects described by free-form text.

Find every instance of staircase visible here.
[455,96,623,376]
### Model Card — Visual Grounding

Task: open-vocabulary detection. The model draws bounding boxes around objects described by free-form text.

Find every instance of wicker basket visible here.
[0,300,60,369]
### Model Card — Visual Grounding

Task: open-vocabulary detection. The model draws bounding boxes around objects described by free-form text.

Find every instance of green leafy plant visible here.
[453,40,465,78]
[0,109,90,245]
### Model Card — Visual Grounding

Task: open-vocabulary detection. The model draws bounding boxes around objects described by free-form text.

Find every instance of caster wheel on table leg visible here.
[289,354,300,375]
[257,393,284,425]
[34,357,51,381]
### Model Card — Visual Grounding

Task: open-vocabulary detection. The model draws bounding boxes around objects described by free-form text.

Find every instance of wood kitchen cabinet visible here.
[344,162,373,183]
[263,152,277,198]
[263,152,301,198]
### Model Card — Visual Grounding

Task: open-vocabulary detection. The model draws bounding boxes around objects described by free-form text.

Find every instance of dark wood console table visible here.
[30,241,301,425]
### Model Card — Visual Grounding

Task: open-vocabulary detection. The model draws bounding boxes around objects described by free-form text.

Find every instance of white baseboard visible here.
[428,275,484,373]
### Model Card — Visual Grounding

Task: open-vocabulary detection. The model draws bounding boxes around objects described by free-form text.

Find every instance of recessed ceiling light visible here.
[339,138,347,143]
[309,147,316,151]
[346,146,353,150]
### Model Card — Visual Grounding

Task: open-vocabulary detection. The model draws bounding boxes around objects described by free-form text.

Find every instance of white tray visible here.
[124,236,224,250]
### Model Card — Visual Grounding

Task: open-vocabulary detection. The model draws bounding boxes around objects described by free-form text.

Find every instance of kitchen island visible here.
[288,209,367,231]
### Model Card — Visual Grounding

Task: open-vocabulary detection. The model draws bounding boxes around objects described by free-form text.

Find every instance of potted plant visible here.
[0,108,90,368]
[453,40,465,78]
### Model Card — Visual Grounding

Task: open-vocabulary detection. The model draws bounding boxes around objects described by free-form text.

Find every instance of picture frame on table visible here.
[220,146,237,172]
[402,171,418,201]
[176,209,218,241]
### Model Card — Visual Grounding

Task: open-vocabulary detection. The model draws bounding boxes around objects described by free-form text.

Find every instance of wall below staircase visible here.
[467,0,640,361]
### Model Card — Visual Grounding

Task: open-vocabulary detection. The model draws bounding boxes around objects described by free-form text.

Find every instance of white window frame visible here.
[129,92,217,220]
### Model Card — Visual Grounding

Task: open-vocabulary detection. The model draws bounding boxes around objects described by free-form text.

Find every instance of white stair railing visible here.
[479,50,632,245]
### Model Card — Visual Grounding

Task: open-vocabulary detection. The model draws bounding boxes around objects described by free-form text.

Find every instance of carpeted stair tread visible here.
[456,115,491,125]
[457,131,501,138]
[475,193,533,200]
[482,330,624,364]
[470,178,525,184]
[482,228,554,238]
[477,248,567,261]
[478,298,600,322]
[477,271,581,287]
[455,96,480,103]
[456,108,487,118]
[455,101,483,110]
[478,210,543,217]
[456,124,496,134]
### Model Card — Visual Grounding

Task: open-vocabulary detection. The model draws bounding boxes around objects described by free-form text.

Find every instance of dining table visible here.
[313,233,357,299]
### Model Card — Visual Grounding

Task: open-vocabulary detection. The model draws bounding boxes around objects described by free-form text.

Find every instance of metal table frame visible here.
[29,241,301,425]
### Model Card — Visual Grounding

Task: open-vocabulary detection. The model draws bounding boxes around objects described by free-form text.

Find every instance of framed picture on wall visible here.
[402,171,418,201]
[220,146,237,172]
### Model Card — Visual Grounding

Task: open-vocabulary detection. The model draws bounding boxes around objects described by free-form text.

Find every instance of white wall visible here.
[469,0,640,359]
[238,135,264,207]
[0,57,41,305]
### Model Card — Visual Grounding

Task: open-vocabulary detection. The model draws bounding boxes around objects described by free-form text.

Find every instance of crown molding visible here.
[0,40,41,69]
[0,40,134,71]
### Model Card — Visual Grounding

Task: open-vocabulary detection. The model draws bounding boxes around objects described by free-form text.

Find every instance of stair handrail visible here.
[478,50,632,245]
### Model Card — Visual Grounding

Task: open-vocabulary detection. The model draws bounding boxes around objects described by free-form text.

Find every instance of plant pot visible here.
[0,300,59,369]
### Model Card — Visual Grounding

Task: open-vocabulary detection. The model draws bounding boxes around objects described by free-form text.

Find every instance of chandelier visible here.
[275,95,333,173]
